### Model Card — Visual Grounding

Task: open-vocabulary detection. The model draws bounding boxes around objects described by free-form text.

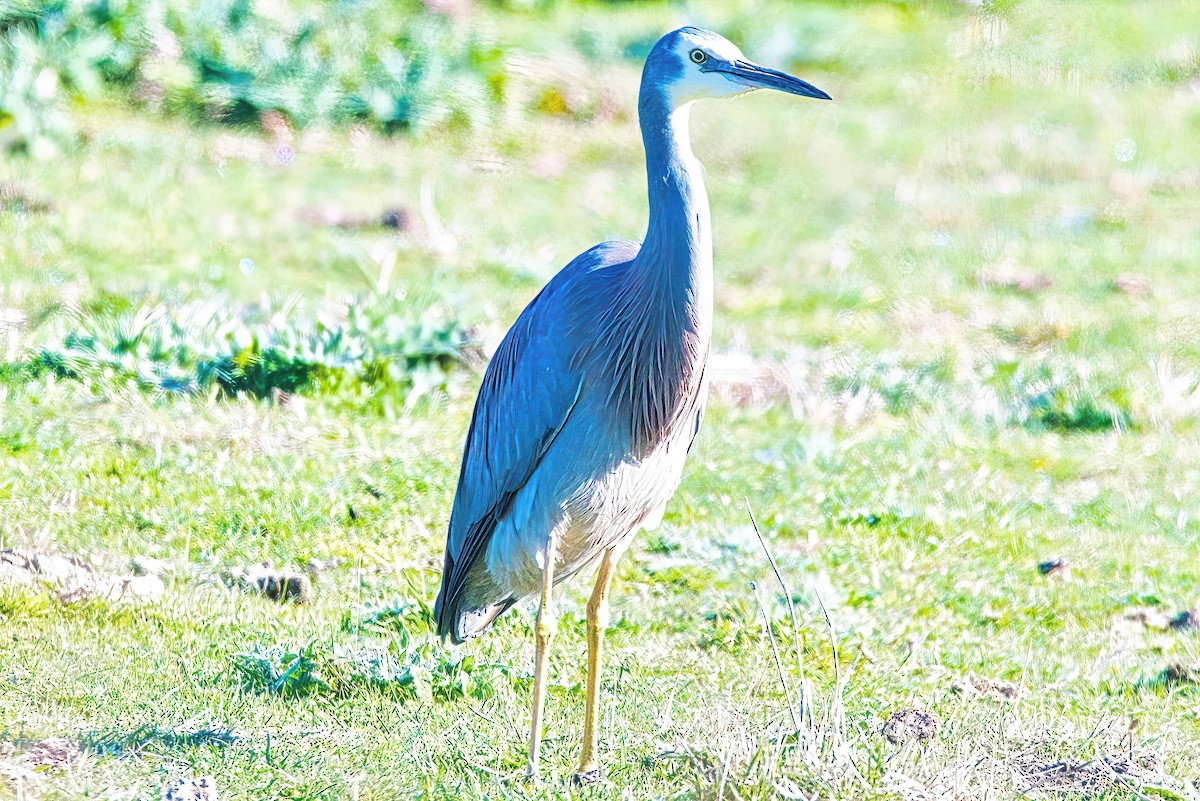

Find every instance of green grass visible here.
[4,0,1200,798]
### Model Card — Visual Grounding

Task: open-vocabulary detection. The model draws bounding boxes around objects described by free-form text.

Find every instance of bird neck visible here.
[635,89,713,325]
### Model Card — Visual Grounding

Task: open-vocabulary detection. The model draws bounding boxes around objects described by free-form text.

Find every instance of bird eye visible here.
[689,49,707,64]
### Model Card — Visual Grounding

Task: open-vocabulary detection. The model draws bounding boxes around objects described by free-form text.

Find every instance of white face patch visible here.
[664,29,752,107]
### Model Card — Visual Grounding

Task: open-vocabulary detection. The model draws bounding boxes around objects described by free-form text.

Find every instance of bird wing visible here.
[434,240,639,635]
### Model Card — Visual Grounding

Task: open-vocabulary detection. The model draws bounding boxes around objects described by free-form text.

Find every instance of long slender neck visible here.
[599,82,712,444]
[634,87,713,319]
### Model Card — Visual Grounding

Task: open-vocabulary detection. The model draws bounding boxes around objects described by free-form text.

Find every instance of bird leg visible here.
[526,534,559,781]
[574,548,618,784]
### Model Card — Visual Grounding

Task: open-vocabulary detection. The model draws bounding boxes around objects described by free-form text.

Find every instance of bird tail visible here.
[435,540,518,643]
[434,593,515,645]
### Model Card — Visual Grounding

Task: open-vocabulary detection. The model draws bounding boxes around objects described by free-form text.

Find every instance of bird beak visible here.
[710,59,831,101]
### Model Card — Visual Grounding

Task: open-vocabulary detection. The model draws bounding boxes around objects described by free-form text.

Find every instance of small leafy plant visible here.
[234,634,484,703]
[987,359,1135,433]
[13,293,470,400]
[1,0,508,154]
[234,642,334,697]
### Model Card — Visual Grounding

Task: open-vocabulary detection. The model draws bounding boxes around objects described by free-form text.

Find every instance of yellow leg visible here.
[575,549,618,783]
[526,535,558,780]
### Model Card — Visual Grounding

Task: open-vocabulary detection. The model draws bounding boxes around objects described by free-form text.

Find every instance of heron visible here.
[434,26,829,783]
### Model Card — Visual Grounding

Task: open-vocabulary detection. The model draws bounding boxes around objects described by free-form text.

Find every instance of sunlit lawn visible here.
[4,1,1200,798]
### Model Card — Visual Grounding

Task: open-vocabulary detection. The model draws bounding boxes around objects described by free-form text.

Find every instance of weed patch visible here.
[5,294,468,400]
[234,625,485,704]
[0,0,506,154]
[987,359,1136,432]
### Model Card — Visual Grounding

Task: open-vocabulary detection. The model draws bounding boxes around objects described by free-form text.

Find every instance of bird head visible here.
[647,27,831,108]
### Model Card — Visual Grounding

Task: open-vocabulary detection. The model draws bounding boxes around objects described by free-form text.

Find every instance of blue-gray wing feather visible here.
[434,240,639,638]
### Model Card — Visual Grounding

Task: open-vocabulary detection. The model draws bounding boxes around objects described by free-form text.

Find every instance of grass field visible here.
[4,0,1200,798]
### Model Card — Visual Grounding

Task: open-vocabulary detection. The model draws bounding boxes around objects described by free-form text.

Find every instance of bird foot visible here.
[571,767,605,787]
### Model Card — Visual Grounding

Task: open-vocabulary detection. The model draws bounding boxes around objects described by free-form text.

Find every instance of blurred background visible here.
[3,0,1200,399]
[4,0,1200,798]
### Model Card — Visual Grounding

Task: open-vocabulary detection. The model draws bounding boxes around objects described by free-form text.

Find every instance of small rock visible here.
[231,563,311,604]
[297,205,412,231]
[0,555,34,586]
[1037,558,1070,580]
[165,776,218,801]
[259,109,292,142]
[883,707,939,746]
[26,738,82,770]
[1168,609,1200,631]
[1125,607,1172,630]
[1161,663,1199,686]
[0,549,162,605]
[952,676,1018,700]
[379,207,410,230]
[1113,273,1151,296]
[20,550,93,584]
[123,574,166,601]
[56,585,93,604]
[2,550,98,600]
[260,572,309,603]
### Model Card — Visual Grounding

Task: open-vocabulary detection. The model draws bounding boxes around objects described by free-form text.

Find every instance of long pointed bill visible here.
[712,59,831,100]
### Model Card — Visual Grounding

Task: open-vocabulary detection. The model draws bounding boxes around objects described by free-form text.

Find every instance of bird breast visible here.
[594,293,710,454]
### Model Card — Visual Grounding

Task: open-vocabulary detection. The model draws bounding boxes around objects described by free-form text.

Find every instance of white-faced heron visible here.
[434,26,830,783]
